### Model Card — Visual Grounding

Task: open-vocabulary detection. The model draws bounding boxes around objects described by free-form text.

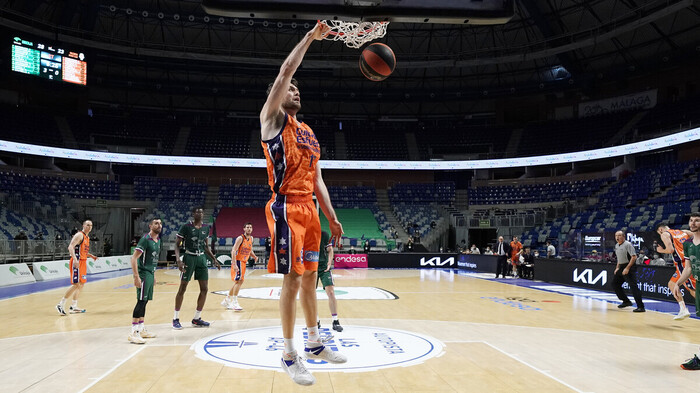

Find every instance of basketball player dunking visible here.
[260,22,347,386]
[656,223,695,320]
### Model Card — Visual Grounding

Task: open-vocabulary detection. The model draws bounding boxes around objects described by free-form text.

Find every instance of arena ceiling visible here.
[1,0,699,115]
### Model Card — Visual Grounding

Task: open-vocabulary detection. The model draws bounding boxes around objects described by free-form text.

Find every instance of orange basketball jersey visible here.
[235,234,253,262]
[261,114,320,196]
[666,229,690,266]
[71,231,90,261]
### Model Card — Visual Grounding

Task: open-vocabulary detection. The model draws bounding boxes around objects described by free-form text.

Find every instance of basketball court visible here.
[2,266,699,392]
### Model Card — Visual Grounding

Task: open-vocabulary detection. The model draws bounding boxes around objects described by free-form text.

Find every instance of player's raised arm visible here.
[260,22,330,139]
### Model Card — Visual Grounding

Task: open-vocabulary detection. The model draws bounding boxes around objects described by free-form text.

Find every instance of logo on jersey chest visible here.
[295,127,320,154]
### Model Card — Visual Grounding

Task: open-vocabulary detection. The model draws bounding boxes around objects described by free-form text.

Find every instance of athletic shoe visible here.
[56,304,66,316]
[69,306,86,313]
[681,355,700,370]
[280,352,315,386]
[617,301,633,309]
[128,332,146,344]
[231,302,243,311]
[220,298,230,308]
[140,328,157,338]
[674,308,691,321]
[192,318,210,327]
[633,307,645,313]
[332,320,344,332]
[304,344,348,363]
[172,318,183,330]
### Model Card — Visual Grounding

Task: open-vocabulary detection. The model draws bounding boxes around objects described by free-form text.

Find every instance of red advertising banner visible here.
[334,254,368,268]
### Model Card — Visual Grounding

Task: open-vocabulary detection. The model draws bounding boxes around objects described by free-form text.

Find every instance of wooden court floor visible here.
[1,268,699,392]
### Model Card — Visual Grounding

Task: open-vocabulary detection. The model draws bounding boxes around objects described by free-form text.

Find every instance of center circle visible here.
[192,325,444,372]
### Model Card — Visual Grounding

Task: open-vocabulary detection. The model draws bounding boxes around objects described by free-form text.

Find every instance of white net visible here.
[321,20,389,49]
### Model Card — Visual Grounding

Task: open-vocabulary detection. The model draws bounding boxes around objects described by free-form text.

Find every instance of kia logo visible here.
[420,257,454,267]
[573,268,607,286]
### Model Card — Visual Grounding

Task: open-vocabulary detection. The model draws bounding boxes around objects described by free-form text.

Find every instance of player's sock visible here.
[225,295,232,302]
[233,296,238,303]
[138,321,144,332]
[173,310,179,319]
[131,322,139,333]
[307,326,320,344]
[59,297,67,306]
[194,309,202,320]
[332,314,338,321]
[679,301,686,311]
[283,338,295,358]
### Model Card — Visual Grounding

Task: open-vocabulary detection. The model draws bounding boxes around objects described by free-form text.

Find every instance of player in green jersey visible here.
[316,231,343,332]
[128,218,162,344]
[173,207,221,329]
[672,212,700,370]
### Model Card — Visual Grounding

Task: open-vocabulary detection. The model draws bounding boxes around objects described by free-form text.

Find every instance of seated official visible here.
[520,247,535,279]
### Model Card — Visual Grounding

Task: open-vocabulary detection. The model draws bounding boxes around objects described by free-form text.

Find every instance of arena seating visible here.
[0,171,120,200]
[185,119,254,157]
[597,161,697,211]
[213,207,268,246]
[344,121,410,160]
[217,184,269,208]
[521,160,700,253]
[388,182,454,239]
[319,208,385,248]
[0,207,69,240]
[69,110,177,154]
[134,177,207,241]
[468,178,613,205]
[517,111,635,157]
[415,123,512,160]
[133,177,206,202]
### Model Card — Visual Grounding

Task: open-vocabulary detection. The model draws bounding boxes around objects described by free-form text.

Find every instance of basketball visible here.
[359,43,396,81]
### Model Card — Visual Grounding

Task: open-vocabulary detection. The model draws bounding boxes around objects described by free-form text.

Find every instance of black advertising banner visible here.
[535,258,694,303]
[367,253,497,271]
[368,253,459,269]
[456,254,498,273]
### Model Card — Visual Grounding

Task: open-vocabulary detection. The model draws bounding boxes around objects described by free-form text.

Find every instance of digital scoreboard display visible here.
[11,36,87,85]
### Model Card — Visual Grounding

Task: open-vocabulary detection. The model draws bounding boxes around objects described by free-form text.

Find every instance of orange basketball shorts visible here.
[232,259,246,281]
[70,258,87,284]
[266,194,320,275]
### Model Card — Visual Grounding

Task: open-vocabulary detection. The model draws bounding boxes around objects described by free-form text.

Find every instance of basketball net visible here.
[320,20,389,49]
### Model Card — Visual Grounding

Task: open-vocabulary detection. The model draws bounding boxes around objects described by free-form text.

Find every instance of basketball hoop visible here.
[320,20,389,49]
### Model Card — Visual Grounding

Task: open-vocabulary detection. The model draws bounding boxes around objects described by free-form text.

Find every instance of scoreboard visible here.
[11,36,87,85]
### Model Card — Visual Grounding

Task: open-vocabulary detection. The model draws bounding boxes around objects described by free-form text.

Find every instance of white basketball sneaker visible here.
[304,343,348,363]
[231,301,243,311]
[674,308,691,320]
[128,331,146,344]
[140,328,157,338]
[220,298,230,308]
[281,352,315,386]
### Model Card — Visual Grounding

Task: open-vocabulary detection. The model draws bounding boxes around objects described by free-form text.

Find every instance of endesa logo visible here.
[334,254,368,268]
[420,256,454,267]
[573,268,607,286]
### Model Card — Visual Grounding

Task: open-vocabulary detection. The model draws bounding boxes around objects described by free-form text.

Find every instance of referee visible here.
[612,231,645,312]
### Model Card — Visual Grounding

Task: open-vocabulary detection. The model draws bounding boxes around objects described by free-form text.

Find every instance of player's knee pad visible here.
[132,300,148,318]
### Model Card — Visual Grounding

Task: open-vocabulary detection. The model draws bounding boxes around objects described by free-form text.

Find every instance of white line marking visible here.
[77,346,145,393]
[482,341,588,393]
